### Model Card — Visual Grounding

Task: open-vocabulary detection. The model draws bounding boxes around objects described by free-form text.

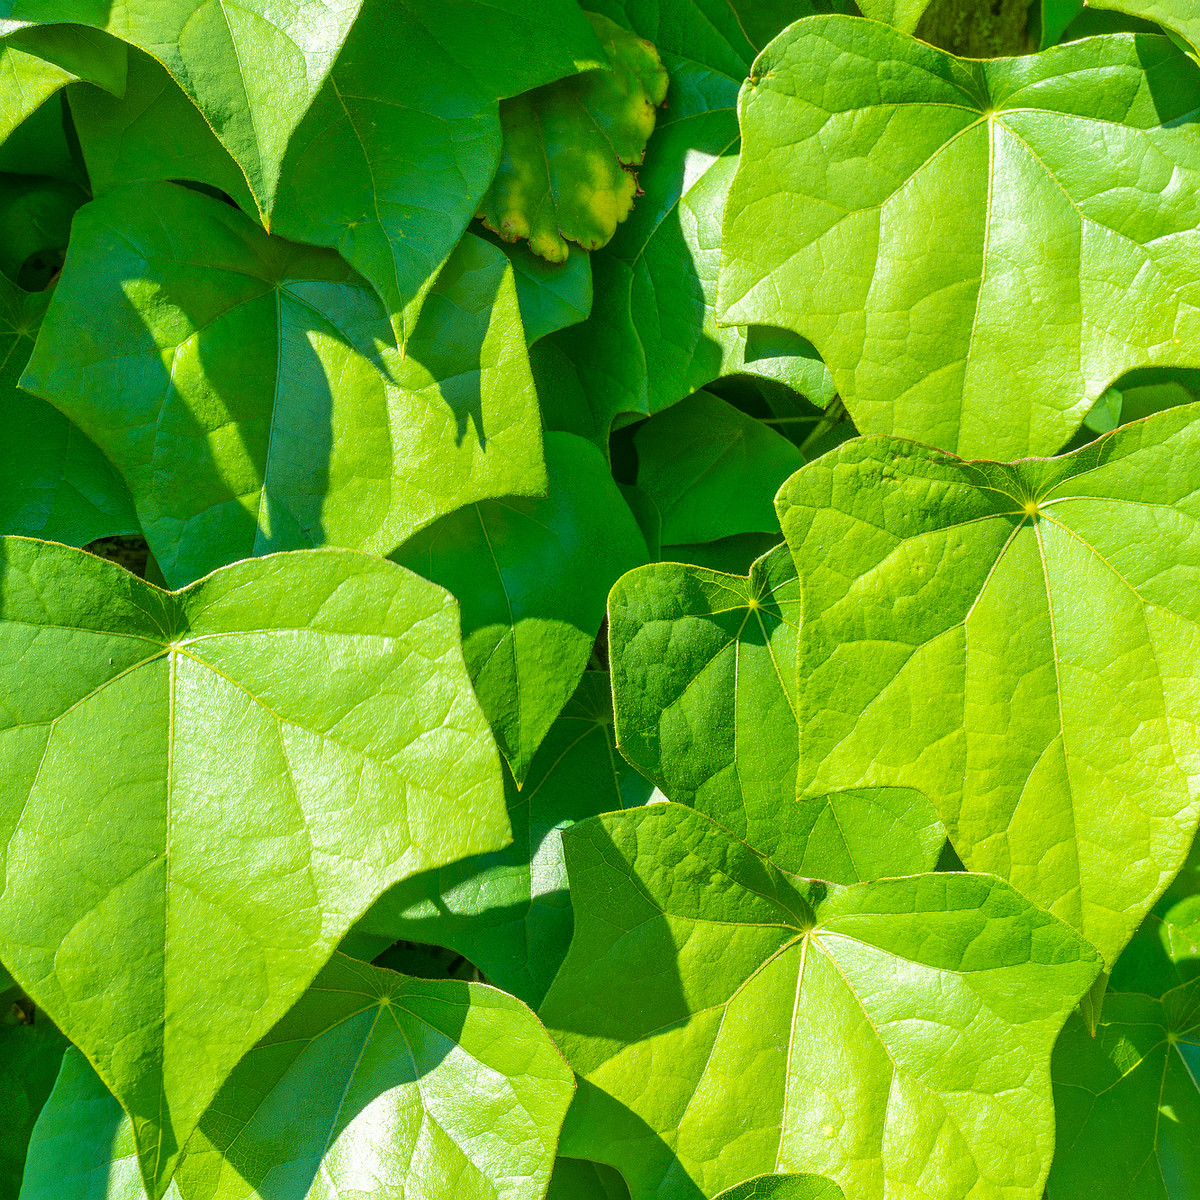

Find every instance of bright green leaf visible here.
[393,433,647,783]
[714,1176,845,1200]
[855,0,933,32]
[1048,981,1200,1199]
[21,181,546,589]
[719,18,1200,459]
[633,390,802,545]
[0,538,507,1198]
[609,545,944,877]
[272,0,605,343]
[780,410,1200,970]
[541,803,1100,1200]
[478,13,669,265]
[344,672,655,1007]
[0,276,138,546]
[1091,0,1200,54]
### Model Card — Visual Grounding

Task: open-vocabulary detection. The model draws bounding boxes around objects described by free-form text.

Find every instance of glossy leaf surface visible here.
[542,803,1100,1200]
[478,13,668,264]
[272,0,604,341]
[22,182,546,589]
[720,19,1200,459]
[394,433,647,783]
[1048,982,1200,1199]
[346,673,654,1007]
[0,275,137,546]
[0,539,507,1197]
[781,412,1200,968]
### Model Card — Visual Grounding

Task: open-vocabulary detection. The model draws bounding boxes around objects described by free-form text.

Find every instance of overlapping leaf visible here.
[1048,981,1200,1198]
[549,1157,632,1200]
[394,433,647,782]
[541,803,1099,1200]
[481,232,593,345]
[0,275,137,546]
[780,409,1200,970]
[271,0,604,342]
[21,181,546,589]
[1092,0,1200,54]
[719,18,1200,459]
[714,1177,844,1200]
[344,672,654,1007]
[0,539,507,1197]
[609,544,944,876]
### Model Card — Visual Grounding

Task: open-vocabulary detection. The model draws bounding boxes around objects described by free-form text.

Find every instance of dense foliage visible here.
[3,0,1200,1197]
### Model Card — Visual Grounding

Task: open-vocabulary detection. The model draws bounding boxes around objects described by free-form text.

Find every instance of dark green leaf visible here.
[0,538,507,1197]
[714,1176,845,1200]
[549,1157,632,1200]
[1091,0,1200,53]
[0,173,83,284]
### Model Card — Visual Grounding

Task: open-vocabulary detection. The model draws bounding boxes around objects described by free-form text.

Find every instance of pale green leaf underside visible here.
[609,544,944,877]
[780,408,1200,969]
[542,804,1099,1200]
[0,539,507,1198]
[21,181,546,589]
[719,18,1200,459]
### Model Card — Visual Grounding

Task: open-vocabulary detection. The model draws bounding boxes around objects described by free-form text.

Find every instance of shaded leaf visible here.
[609,545,943,876]
[0,275,138,546]
[1048,982,1200,1199]
[0,173,83,284]
[780,411,1200,970]
[1091,0,1200,53]
[393,432,647,782]
[21,181,546,589]
[714,1176,845,1200]
[719,18,1200,459]
[272,0,604,342]
[345,672,655,1007]
[478,13,669,264]
[727,0,858,50]
[633,390,802,545]
[0,538,507,1197]
[661,530,782,575]
[541,803,1100,1200]
[549,1157,632,1200]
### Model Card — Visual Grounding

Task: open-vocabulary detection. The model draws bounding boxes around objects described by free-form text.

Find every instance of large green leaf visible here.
[633,390,802,545]
[0,276,138,546]
[719,18,1200,460]
[541,803,1100,1200]
[549,1158,632,1200]
[479,230,594,345]
[1091,0,1200,54]
[1,977,67,1200]
[780,411,1200,971]
[714,1178,845,1200]
[478,13,668,264]
[0,538,507,1198]
[23,955,574,1200]
[536,1,835,449]
[393,433,647,783]
[854,0,932,32]
[0,0,364,219]
[271,0,604,343]
[343,672,655,1007]
[1048,981,1200,1199]
[21,181,546,589]
[609,544,944,877]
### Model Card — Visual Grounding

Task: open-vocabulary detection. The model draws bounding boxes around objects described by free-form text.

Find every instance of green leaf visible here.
[1035,0,1085,48]
[1048,981,1200,1199]
[633,390,802,545]
[549,1157,632,1200]
[714,1176,845,1200]
[540,803,1100,1200]
[661,530,783,575]
[345,672,655,1007]
[609,544,944,877]
[779,411,1200,970]
[393,433,647,783]
[726,0,859,50]
[69,48,258,216]
[0,0,365,219]
[21,181,546,589]
[0,276,138,546]
[0,978,67,1199]
[0,538,507,1198]
[855,0,932,32]
[478,13,669,264]
[1091,0,1200,54]
[271,0,605,344]
[0,173,84,285]
[719,18,1200,459]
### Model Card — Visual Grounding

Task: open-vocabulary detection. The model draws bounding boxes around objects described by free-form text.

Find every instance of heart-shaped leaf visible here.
[21,181,546,589]
[780,409,1200,970]
[344,672,655,1007]
[541,803,1099,1200]
[609,544,944,877]
[393,432,647,783]
[0,538,507,1197]
[719,17,1200,459]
